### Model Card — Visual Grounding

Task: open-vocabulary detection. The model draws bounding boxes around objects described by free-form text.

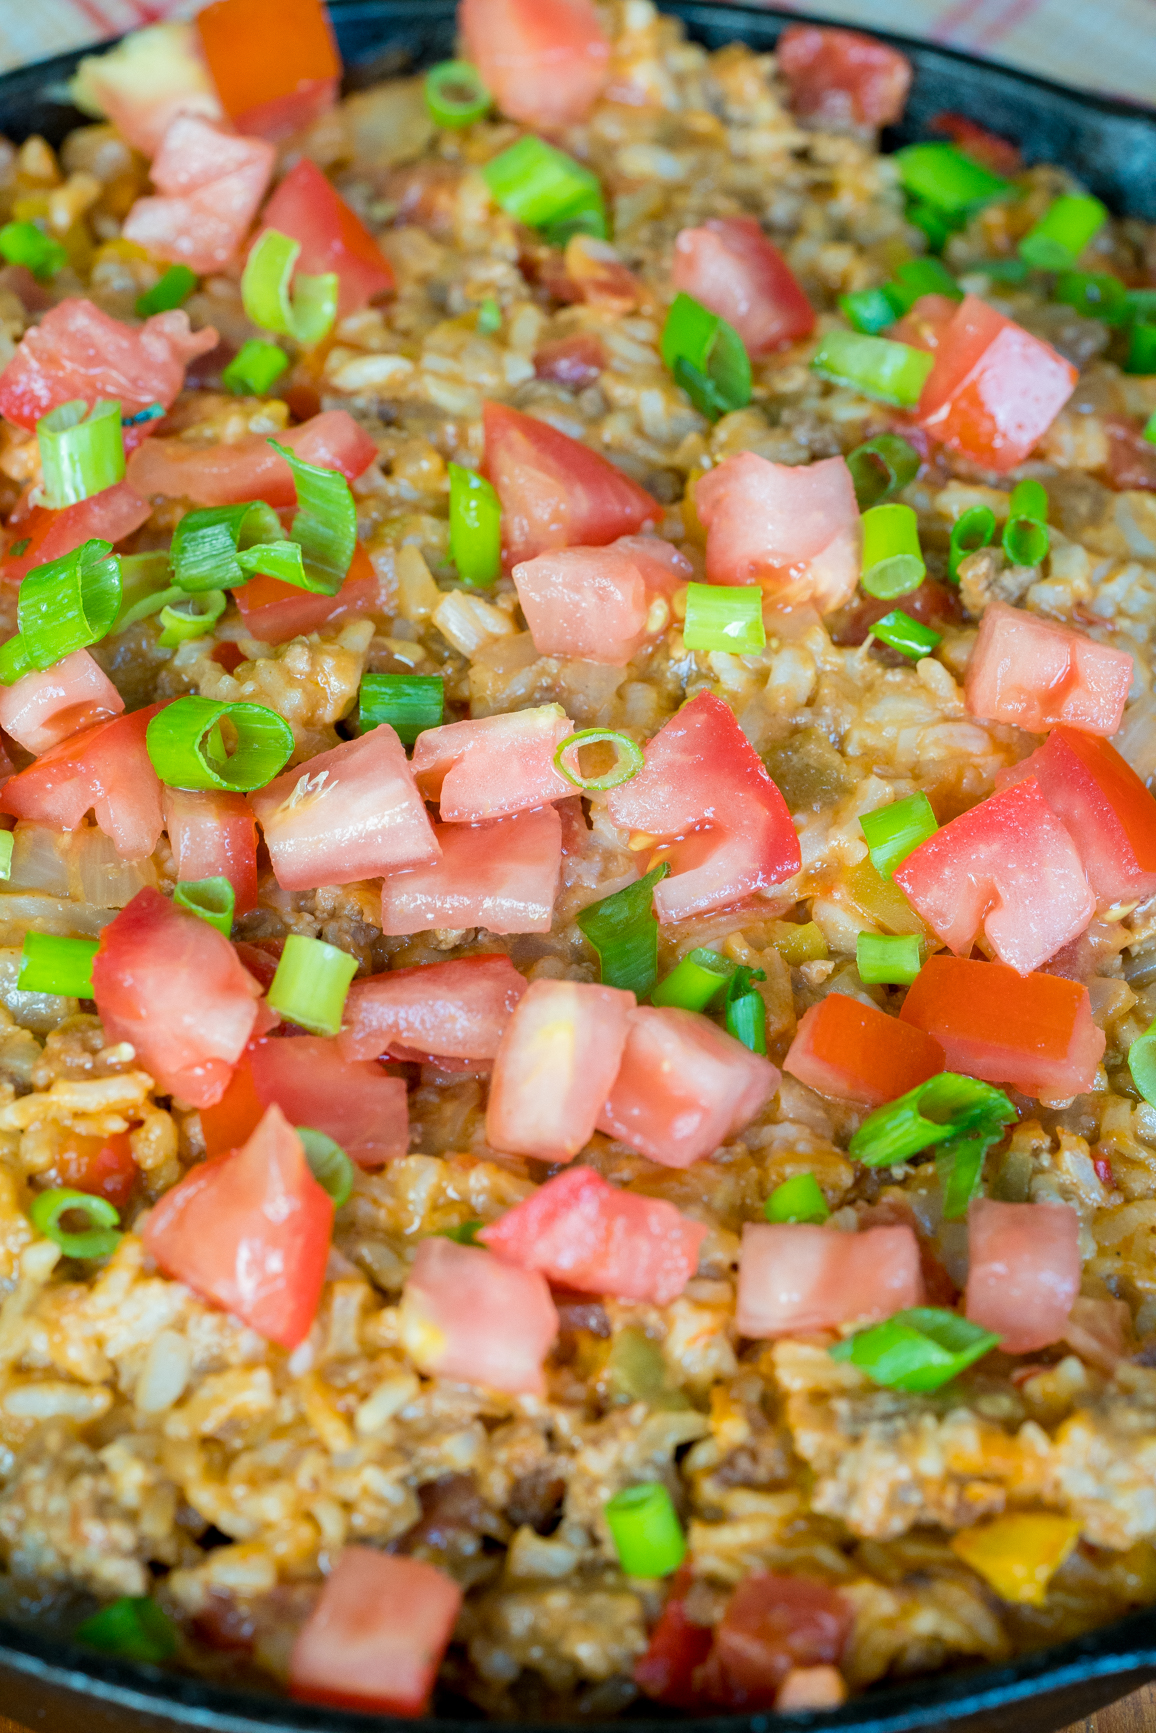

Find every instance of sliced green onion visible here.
[0,220,67,281]
[830,1307,999,1393]
[838,285,902,335]
[860,791,938,878]
[811,329,933,409]
[38,400,124,510]
[16,538,121,673]
[173,875,235,936]
[980,257,1030,284]
[906,200,954,253]
[1019,194,1107,272]
[860,502,925,599]
[158,588,227,647]
[651,947,735,1012]
[222,339,289,396]
[146,696,294,793]
[661,292,752,422]
[604,1482,685,1577]
[857,931,922,985]
[555,729,644,792]
[359,672,444,746]
[936,1133,987,1220]
[949,504,996,583]
[1053,270,1127,325]
[135,264,197,318]
[117,584,187,633]
[683,581,765,653]
[482,137,607,240]
[0,635,30,687]
[442,1219,483,1245]
[267,933,358,1038]
[297,1127,354,1207]
[725,965,767,1055]
[75,1597,177,1664]
[425,59,491,127]
[117,551,177,629]
[476,297,501,335]
[849,1072,1016,1168]
[847,434,921,511]
[0,832,12,882]
[18,931,98,997]
[268,439,357,595]
[894,143,1012,218]
[1002,477,1050,567]
[889,256,962,311]
[765,1172,829,1225]
[30,1187,120,1260]
[241,228,338,348]
[1126,316,1156,376]
[577,863,669,999]
[870,609,941,660]
[1129,1018,1156,1106]
[448,463,502,588]
[171,501,282,593]
[236,541,314,589]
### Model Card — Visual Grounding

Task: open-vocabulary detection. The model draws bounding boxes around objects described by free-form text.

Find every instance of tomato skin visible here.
[48,1131,136,1211]
[486,978,634,1161]
[965,599,1133,737]
[1003,727,1156,905]
[164,788,258,917]
[534,332,607,389]
[672,217,814,356]
[697,1573,852,1710]
[783,994,945,1107]
[894,776,1094,976]
[290,1547,461,1716]
[479,1166,708,1305]
[459,0,609,129]
[257,159,393,318]
[916,296,1077,472]
[127,410,376,510]
[888,292,959,354]
[965,1198,1080,1354]
[1,485,153,584]
[248,1034,408,1168]
[233,543,385,644]
[1,703,166,862]
[413,706,573,823]
[483,401,656,568]
[338,953,527,1063]
[635,1574,714,1709]
[737,1221,925,1337]
[144,1104,332,1347]
[123,115,276,274]
[899,953,1105,1098]
[597,1006,779,1168]
[401,1235,559,1396]
[0,651,123,756]
[380,805,562,937]
[197,0,341,140]
[694,452,860,611]
[777,24,912,127]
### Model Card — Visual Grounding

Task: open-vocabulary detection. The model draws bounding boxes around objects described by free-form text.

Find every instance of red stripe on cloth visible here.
[930,0,1008,43]
[973,0,1045,46]
[67,0,129,32]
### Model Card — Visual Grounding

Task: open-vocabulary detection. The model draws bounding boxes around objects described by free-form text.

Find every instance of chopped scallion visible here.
[555,728,644,792]
[448,463,502,588]
[764,1172,829,1224]
[442,1219,483,1245]
[682,581,765,653]
[661,292,752,421]
[1126,315,1156,376]
[17,538,121,672]
[860,502,925,598]
[425,59,491,127]
[889,255,963,310]
[810,329,933,408]
[30,1187,120,1260]
[838,285,902,335]
[830,1307,999,1392]
[1053,270,1127,325]
[604,1482,685,1578]
[724,965,767,1055]
[979,257,1030,284]
[38,399,125,509]
[170,501,283,593]
[949,504,996,583]
[75,1596,177,1664]
[476,297,502,334]
[268,439,357,595]
[359,672,444,745]
[1019,194,1107,272]
[936,1133,988,1220]
[1144,411,1156,446]
[297,1127,354,1207]
[651,947,735,1012]
[1002,477,1050,567]
[115,551,174,628]
[222,338,289,396]
[267,933,358,1038]
[18,932,98,998]
[135,264,198,317]
[906,200,954,253]
[856,931,922,985]
[849,1071,1015,1168]
[860,791,938,878]
[577,863,669,999]
[0,220,67,281]
[0,832,12,882]
[173,875,235,936]
[1129,1018,1156,1106]
[241,228,338,348]
[846,433,921,511]
[146,695,294,793]
[869,609,941,660]
[157,588,227,647]
[894,143,1012,218]
[482,137,607,240]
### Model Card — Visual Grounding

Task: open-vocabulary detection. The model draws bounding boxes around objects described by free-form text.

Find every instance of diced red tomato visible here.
[606,692,800,923]
[246,1034,407,1168]
[163,787,259,917]
[144,1104,331,1345]
[412,705,573,823]
[512,539,688,666]
[777,24,912,128]
[379,805,562,937]
[597,1007,779,1168]
[694,452,860,611]
[931,112,1022,177]
[127,410,376,509]
[256,160,393,319]
[1,704,166,861]
[0,651,123,756]
[233,543,386,644]
[915,295,1077,472]
[899,954,1105,1098]
[534,332,607,389]
[123,115,275,274]
[460,0,609,129]
[401,1235,559,1395]
[483,401,656,568]
[0,298,218,433]
[250,725,438,892]
[338,953,527,1062]
[634,1573,714,1710]
[47,1130,136,1211]
[199,1045,265,1158]
[965,1198,1080,1354]
[1000,728,1156,907]
[696,1573,852,1711]
[736,1221,925,1337]
[965,599,1133,737]
[486,978,634,1161]
[290,1548,461,1716]
[616,535,694,598]
[197,0,341,141]
[0,485,153,585]
[888,292,959,354]
[783,994,945,1108]
[672,217,814,356]
[556,236,646,314]
[479,1166,707,1304]
[894,776,1094,975]
[71,21,224,159]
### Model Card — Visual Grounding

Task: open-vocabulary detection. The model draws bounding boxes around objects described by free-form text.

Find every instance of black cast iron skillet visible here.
[0,4,1154,1729]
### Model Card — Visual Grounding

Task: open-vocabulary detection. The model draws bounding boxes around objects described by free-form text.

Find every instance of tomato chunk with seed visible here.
[479,1166,707,1304]
[783,994,944,1107]
[380,805,561,938]
[164,788,258,917]
[486,978,633,1161]
[290,1548,461,1717]
[1002,727,1156,905]
[694,452,860,611]
[1,484,153,584]
[894,777,1093,975]
[49,1131,136,1211]
[256,159,393,318]
[247,1034,407,1168]
[483,401,656,568]
[412,706,573,823]
[338,953,527,1063]
[1,704,165,862]
[696,1573,852,1711]
[965,1198,1080,1354]
[144,1105,331,1346]
[635,1574,714,1709]
[672,217,814,355]
[127,410,376,509]
[737,1222,924,1337]
[597,1006,779,1167]
[123,115,275,274]
[197,0,340,140]
[513,538,690,666]
[460,0,609,129]
[0,651,123,756]
[916,296,1077,472]
[965,599,1133,736]
[899,954,1104,1098]
[777,24,911,127]
[889,292,959,354]
[401,1236,558,1395]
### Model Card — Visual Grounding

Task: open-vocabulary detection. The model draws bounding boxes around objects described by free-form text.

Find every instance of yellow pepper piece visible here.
[840,857,931,939]
[766,919,829,966]
[950,1513,1081,1607]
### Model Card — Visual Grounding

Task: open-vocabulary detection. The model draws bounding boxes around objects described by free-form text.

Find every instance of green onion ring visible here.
[555,729,644,792]
[146,695,294,793]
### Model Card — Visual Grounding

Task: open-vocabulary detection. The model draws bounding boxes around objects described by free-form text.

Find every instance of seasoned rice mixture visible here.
[0,0,1153,1715]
